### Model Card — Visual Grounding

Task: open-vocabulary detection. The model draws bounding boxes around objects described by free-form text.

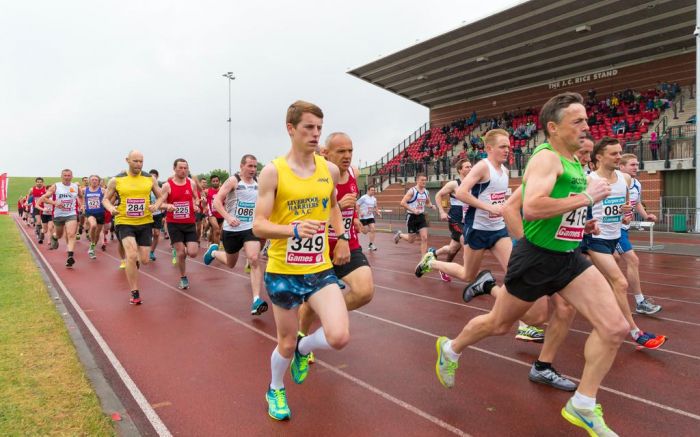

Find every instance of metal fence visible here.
[657,197,699,232]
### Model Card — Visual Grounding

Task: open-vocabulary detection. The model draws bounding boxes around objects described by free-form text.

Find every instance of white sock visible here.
[634,293,645,304]
[298,327,332,356]
[443,340,461,361]
[518,320,527,329]
[572,391,596,410]
[270,347,291,390]
[631,328,641,340]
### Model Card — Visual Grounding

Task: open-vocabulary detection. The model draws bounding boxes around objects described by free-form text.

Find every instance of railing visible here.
[369,122,430,177]
[657,197,699,233]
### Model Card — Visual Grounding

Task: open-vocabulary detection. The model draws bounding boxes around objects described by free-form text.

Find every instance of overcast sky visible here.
[2,0,522,177]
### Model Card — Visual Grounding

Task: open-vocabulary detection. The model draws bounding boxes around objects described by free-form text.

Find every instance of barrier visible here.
[629,221,665,251]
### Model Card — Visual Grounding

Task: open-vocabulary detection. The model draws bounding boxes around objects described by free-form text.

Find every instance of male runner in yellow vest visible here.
[253,100,350,421]
[103,150,164,304]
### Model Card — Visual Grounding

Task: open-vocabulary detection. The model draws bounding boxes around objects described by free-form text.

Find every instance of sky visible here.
[1,0,522,177]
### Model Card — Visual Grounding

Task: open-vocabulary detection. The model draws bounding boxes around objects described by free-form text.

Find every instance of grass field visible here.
[0,216,114,436]
[7,176,62,209]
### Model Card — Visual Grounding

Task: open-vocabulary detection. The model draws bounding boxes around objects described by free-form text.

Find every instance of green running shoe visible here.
[515,325,545,343]
[435,336,458,388]
[171,248,177,265]
[414,251,435,277]
[266,387,290,421]
[290,335,311,384]
[561,399,618,436]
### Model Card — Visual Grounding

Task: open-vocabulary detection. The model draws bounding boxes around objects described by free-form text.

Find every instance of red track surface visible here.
[15,217,700,436]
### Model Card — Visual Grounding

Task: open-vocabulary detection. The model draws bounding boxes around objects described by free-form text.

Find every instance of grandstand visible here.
[349,0,697,231]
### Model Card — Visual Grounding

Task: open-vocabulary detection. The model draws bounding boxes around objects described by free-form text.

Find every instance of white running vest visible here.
[357,194,377,220]
[54,183,79,218]
[622,178,641,231]
[406,188,429,215]
[590,170,628,240]
[222,177,258,232]
[471,160,508,231]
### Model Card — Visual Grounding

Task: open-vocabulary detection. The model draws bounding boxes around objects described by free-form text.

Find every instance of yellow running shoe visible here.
[244,260,251,273]
[119,260,126,269]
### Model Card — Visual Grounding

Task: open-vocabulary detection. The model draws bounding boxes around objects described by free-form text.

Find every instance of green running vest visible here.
[522,143,588,252]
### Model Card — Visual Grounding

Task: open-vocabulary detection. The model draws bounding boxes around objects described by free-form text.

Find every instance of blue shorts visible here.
[264,268,339,310]
[581,235,619,255]
[463,227,509,250]
[615,229,633,254]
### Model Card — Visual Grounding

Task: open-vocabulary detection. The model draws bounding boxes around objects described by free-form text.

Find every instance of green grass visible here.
[0,216,114,436]
[8,177,62,209]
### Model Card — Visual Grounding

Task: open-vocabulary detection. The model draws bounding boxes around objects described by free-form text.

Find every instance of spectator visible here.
[649,131,659,160]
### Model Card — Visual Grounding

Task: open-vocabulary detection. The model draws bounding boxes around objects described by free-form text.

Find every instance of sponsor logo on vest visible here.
[556,226,584,240]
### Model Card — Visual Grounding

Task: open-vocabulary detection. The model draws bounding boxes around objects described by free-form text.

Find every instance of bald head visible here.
[126,149,144,175]
[322,132,353,172]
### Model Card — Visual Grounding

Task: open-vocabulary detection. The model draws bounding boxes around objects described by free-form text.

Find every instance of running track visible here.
[15,216,700,436]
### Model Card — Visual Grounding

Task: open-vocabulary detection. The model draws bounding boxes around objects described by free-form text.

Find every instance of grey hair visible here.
[539,92,584,139]
[324,132,352,148]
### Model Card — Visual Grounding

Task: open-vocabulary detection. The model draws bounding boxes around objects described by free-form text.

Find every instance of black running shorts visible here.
[504,238,592,302]
[167,222,198,244]
[406,213,428,234]
[333,248,370,279]
[222,229,259,254]
[116,223,153,247]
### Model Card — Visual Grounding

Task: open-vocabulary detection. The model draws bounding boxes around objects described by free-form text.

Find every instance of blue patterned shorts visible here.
[264,268,339,309]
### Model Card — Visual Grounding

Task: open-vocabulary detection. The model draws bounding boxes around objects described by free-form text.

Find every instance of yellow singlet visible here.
[114,171,154,226]
[266,154,334,275]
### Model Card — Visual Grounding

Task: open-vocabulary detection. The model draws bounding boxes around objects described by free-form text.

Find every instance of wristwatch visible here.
[338,231,351,241]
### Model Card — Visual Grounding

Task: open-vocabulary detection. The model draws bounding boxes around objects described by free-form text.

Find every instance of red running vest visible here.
[166,178,196,224]
[328,168,360,254]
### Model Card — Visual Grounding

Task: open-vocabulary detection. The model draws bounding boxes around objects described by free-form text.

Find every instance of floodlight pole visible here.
[222,72,236,176]
[695,5,700,232]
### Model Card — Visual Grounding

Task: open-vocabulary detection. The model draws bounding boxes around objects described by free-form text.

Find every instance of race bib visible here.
[87,196,101,210]
[59,199,74,210]
[286,222,326,265]
[173,201,190,220]
[126,198,146,217]
[328,209,354,239]
[556,194,587,241]
[488,191,506,218]
[235,201,255,222]
[602,196,625,223]
[414,200,426,214]
[44,204,53,214]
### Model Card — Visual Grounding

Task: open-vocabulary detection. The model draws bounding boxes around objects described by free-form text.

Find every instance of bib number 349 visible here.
[286,222,326,265]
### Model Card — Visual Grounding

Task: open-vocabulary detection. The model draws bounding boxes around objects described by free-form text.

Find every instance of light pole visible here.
[222,72,235,176]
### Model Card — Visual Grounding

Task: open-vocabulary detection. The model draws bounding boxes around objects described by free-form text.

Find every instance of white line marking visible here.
[372,264,700,304]
[107,248,470,436]
[15,219,172,437]
[354,310,700,422]
[148,247,700,418]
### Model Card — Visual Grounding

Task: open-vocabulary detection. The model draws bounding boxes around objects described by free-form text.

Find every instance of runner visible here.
[102,150,164,304]
[158,159,200,289]
[18,196,26,222]
[415,129,548,341]
[148,169,164,261]
[357,186,381,251]
[500,135,595,392]
[83,175,105,259]
[616,153,662,315]
[77,176,89,240]
[195,177,208,241]
[253,101,350,421]
[430,158,472,282]
[298,131,374,345]
[206,175,224,245]
[100,179,112,250]
[582,138,666,349]
[393,174,436,255]
[434,93,629,436]
[27,177,46,242]
[203,154,268,315]
[41,169,83,267]
[36,193,55,249]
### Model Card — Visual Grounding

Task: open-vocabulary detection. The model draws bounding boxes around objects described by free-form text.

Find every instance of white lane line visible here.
[371,264,700,304]
[15,219,172,437]
[354,310,700,422]
[158,245,700,396]
[102,248,471,437]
